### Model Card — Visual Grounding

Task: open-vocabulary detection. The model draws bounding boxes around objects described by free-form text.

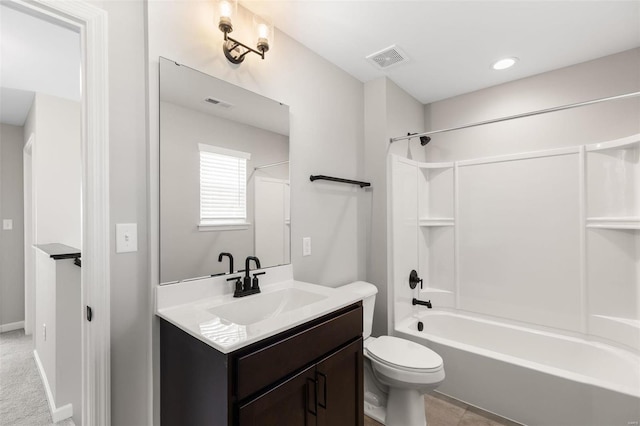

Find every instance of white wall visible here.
[34,248,57,397]
[33,249,81,422]
[160,101,288,282]
[0,123,25,327]
[25,93,81,249]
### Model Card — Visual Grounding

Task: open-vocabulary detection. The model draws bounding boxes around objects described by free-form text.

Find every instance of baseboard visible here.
[0,321,24,333]
[33,350,73,423]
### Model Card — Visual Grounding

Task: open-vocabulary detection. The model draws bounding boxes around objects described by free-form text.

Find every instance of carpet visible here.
[0,329,74,426]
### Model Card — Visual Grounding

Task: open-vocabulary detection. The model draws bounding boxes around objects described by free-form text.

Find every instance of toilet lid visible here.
[366,336,443,372]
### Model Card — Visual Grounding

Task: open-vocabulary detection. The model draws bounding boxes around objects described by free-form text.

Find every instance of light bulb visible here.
[492,57,518,70]
[219,1,232,18]
[258,23,269,39]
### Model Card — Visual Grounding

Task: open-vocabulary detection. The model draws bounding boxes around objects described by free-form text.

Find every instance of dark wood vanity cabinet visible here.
[160,302,363,426]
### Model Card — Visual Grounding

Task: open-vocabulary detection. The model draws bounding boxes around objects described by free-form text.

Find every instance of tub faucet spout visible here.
[412,298,432,308]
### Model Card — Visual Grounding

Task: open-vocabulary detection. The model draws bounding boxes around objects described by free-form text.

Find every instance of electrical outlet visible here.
[2,219,12,230]
[303,237,311,256]
[42,324,46,341]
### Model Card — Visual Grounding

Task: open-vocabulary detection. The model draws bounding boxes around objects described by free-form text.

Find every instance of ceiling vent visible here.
[366,45,409,70]
[204,97,233,109]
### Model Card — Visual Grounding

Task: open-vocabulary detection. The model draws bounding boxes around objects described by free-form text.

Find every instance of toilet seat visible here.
[365,336,443,373]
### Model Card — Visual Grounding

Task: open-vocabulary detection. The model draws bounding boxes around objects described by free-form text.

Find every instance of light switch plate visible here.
[302,237,311,256]
[2,219,13,230]
[116,223,138,253]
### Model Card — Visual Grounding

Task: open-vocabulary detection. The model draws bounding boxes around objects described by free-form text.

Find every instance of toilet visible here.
[340,281,445,426]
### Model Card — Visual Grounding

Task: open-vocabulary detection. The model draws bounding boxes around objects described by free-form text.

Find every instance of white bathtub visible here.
[395,311,640,426]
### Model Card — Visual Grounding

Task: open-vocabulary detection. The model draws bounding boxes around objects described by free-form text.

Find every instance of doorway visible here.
[0,1,110,425]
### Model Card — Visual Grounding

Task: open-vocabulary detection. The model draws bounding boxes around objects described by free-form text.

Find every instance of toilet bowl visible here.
[340,281,445,426]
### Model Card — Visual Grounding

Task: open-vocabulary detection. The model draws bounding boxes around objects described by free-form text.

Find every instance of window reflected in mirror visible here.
[159,57,290,284]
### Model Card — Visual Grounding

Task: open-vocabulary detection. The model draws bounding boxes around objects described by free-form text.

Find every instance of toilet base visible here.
[364,400,386,424]
[386,387,427,426]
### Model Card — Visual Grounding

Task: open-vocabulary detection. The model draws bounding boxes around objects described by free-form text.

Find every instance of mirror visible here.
[159,57,290,284]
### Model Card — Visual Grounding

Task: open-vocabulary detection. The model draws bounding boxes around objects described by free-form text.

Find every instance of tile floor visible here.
[364,391,522,426]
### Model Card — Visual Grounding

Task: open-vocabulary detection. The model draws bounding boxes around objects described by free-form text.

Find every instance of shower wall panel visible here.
[457,151,581,331]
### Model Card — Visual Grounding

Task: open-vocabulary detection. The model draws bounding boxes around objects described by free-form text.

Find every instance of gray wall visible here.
[91,1,150,425]
[148,2,365,290]
[0,123,25,327]
[160,101,289,282]
[424,48,640,162]
[363,48,640,337]
[91,3,639,424]
[362,78,426,336]
[148,3,365,423]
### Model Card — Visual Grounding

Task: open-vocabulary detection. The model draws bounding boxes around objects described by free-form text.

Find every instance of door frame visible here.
[7,1,111,424]
[23,134,34,336]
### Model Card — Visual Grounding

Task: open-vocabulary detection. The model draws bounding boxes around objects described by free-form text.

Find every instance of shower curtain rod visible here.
[389,91,640,143]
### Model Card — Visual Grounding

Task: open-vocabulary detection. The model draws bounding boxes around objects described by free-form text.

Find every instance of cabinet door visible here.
[316,339,364,426]
[238,365,318,426]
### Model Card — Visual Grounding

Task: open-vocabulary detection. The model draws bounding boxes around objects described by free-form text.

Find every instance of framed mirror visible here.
[159,57,290,284]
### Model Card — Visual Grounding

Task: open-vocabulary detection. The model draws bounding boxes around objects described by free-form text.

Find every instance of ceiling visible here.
[0,4,80,126]
[243,0,640,104]
[160,57,289,136]
[2,1,638,127]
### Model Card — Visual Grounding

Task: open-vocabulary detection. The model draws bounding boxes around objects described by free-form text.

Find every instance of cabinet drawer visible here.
[236,304,362,400]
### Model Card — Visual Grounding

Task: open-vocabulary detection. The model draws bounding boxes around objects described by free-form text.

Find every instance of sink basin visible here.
[207,288,327,325]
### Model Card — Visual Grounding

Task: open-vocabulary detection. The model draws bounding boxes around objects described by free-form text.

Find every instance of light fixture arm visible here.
[223,31,266,64]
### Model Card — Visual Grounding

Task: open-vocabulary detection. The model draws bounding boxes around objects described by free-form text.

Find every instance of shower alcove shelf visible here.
[391,133,640,352]
[585,134,640,349]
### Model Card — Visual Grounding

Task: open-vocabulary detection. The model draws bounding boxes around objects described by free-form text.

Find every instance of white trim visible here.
[417,161,454,169]
[198,143,251,159]
[24,134,34,155]
[453,162,460,310]
[585,133,640,152]
[7,2,111,425]
[198,222,251,231]
[33,350,74,423]
[23,134,34,336]
[586,221,640,230]
[457,146,580,167]
[418,218,455,227]
[0,320,25,333]
[578,146,587,335]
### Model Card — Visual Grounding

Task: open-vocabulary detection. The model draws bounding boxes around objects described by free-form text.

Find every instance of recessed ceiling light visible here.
[492,57,518,70]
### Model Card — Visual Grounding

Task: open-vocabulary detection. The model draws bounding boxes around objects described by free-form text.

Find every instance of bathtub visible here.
[395,311,640,426]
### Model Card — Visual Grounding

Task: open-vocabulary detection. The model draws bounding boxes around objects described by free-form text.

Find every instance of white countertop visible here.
[156,266,363,354]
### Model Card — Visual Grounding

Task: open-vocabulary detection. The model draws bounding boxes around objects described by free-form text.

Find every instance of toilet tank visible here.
[339,281,378,339]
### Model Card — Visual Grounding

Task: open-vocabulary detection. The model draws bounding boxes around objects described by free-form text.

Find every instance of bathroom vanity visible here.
[156,268,364,426]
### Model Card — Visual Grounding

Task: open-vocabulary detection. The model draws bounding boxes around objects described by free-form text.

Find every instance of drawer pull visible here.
[317,372,327,409]
[306,377,317,416]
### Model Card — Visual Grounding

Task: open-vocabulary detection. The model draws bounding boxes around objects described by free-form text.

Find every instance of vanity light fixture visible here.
[492,57,518,70]
[217,0,273,64]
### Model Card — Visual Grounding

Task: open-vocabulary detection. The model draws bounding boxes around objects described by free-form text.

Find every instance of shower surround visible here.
[387,134,640,425]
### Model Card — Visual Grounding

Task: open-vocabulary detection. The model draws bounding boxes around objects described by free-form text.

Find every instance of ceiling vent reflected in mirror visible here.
[204,97,234,109]
[366,44,409,70]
